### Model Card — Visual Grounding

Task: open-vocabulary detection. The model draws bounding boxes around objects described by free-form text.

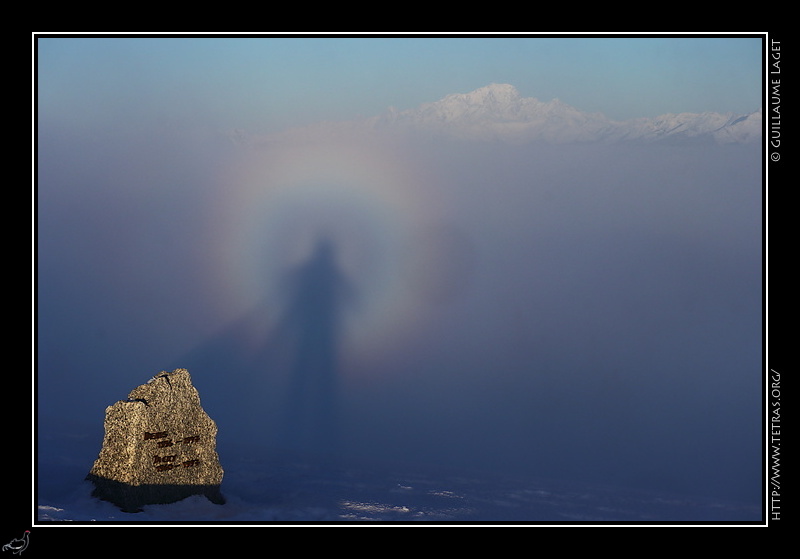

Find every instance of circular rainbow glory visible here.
[207,132,461,371]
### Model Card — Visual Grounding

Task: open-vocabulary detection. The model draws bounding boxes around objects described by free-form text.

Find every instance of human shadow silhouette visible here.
[269,238,352,459]
[174,237,354,465]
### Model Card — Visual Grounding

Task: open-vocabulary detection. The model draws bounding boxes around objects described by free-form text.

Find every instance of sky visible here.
[35,33,764,512]
[36,34,762,131]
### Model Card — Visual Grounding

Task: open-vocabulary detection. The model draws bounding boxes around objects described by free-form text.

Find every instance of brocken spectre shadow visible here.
[271,238,353,458]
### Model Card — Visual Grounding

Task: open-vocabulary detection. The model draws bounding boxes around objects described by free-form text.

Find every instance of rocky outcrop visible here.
[86,369,224,512]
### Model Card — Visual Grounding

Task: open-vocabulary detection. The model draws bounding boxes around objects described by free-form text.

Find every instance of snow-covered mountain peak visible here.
[237,84,761,146]
[408,83,533,124]
[447,83,522,106]
[380,84,761,144]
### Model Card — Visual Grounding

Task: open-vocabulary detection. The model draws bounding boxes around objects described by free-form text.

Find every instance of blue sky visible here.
[37,34,763,133]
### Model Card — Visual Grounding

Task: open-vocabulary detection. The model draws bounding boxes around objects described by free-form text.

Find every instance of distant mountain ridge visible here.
[365,83,762,144]
[232,83,762,146]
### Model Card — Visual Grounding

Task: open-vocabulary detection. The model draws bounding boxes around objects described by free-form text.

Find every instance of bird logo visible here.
[2,531,29,555]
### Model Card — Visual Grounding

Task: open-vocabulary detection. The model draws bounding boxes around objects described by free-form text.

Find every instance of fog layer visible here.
[37,122,762,505]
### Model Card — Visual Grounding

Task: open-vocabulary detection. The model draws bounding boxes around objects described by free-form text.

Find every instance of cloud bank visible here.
[37,86,762,506]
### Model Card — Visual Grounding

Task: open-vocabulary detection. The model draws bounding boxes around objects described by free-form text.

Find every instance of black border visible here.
[29,32,772,551]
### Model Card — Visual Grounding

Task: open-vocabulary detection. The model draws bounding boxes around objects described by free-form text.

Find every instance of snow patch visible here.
[36,454,761,524]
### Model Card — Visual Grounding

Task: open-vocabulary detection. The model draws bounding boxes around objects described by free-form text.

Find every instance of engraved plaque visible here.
[86,369,224,512]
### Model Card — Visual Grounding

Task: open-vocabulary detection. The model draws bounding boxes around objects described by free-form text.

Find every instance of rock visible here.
[86,369,225,512]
